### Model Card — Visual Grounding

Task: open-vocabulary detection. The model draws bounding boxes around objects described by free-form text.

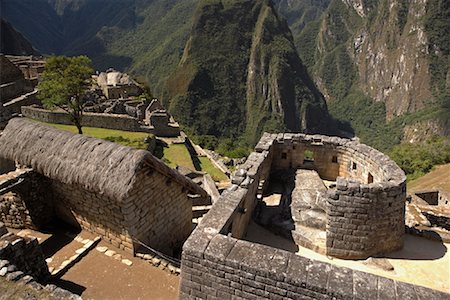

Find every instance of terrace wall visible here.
[22,106,152,133]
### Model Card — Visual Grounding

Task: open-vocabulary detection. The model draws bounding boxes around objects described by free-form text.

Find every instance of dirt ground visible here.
[245,220,450,293]
[14,229,180,300]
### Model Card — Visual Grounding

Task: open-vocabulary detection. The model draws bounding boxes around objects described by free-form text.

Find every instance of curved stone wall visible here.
[178,134,445,299]
[268,133,406,259]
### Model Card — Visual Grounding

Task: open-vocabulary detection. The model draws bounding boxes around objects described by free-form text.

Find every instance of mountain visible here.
[0,0,195,94]
[165,0,332,145]
[275,0,450,150]
[2,0,448,151]
[0,19,39,55]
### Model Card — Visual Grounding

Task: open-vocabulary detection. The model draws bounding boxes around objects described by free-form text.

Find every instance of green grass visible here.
[38,122,151,149]
[154,140,228,181]
[158,143,196,170]
[197,156,229,182]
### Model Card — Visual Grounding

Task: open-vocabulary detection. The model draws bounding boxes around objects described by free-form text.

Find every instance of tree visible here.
[38,55,93,134]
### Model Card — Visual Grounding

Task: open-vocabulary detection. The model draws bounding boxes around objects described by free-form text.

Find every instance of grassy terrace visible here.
[154,141,229,182]
[37,121,228,182]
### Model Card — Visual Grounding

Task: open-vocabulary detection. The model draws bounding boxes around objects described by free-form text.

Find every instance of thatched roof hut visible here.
[0,118,208,254]
[0,118,206,199]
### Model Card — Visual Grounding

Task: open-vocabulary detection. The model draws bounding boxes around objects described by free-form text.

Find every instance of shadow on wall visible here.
[39,218,81,259]
[384,234,447,261]
[245,170,299,253]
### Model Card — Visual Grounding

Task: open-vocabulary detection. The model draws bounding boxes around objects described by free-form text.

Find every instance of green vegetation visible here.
[397,0,410,34]
[197,156,229,181]
[39,122,151,149]
[329,91,402,152]
[390,136,450,180]
[38,55,94,134]
[166,0,329,150]
[154,141,196,169]
[154,139,228,181]
[424,0,450,98]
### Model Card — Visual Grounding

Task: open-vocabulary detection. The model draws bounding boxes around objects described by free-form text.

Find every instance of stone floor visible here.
[245,220,450,293]
[254,169,330,254]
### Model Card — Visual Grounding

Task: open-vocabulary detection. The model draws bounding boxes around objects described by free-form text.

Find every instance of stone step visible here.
[192,205,212,218]
[292,225,326,255]
[190,194,212,207]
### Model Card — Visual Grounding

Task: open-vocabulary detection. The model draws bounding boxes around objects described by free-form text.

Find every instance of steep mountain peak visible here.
[0,19,39,56]
[166,0,331,145]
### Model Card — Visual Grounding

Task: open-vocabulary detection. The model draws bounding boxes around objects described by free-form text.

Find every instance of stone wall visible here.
[177,133,433,299]
[266,133,406,259]
[0,171,54,230]
[3,90,39,114]
[125,170,192,256]
[0,225,50,281]
[50,180,133,252]
[180,233,446,300]
[0,80,32,101]
[0,223,81,299]
[22,106,152,133]
[0,157,15,174]
[326,178,405,259]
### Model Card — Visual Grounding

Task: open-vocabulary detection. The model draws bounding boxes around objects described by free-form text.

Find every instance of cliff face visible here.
[276,0,449,147]
[0,19,39,56]
[314,0,436,117]
[166,0,331,144]
[348,0,433,119]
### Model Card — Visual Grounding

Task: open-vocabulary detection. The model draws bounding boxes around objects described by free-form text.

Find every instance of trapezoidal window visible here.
[281,153,287,160]
[352,162,357,170]
[332,156,338,163]
[303,150,314,164]
[368,173,374,184]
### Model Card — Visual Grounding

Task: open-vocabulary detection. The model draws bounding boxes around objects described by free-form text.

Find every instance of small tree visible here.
[38,55,93,134]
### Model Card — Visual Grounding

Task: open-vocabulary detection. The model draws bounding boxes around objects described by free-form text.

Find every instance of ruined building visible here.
[179,133,447,299]
[0,118,208,256]
[0,55,40,128]
[96,69,143,100]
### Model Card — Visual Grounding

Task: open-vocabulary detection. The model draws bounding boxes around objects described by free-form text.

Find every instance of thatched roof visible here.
[0,118,206,200]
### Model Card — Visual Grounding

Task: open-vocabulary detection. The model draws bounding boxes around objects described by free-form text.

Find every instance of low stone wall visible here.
[22,106,152,133]
[0,223,81,299]
[0,170,54,230]
[0,225,50,281]
[181,233,446,300]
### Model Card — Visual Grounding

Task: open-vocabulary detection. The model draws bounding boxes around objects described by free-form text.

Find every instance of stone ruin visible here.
[0,118,208,256]
[0,221,82,299]
[406,189,450,242]
[179,133,449,299]
[0,55,40,128]
[96,68,143,100]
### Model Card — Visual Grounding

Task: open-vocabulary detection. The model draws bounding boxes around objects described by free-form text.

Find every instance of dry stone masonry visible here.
[179,133,448,299]
[0,223,81,299]
[0,118,208,256]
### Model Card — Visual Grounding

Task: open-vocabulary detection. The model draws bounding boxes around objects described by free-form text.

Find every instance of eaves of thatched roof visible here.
[0,118,206,200]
